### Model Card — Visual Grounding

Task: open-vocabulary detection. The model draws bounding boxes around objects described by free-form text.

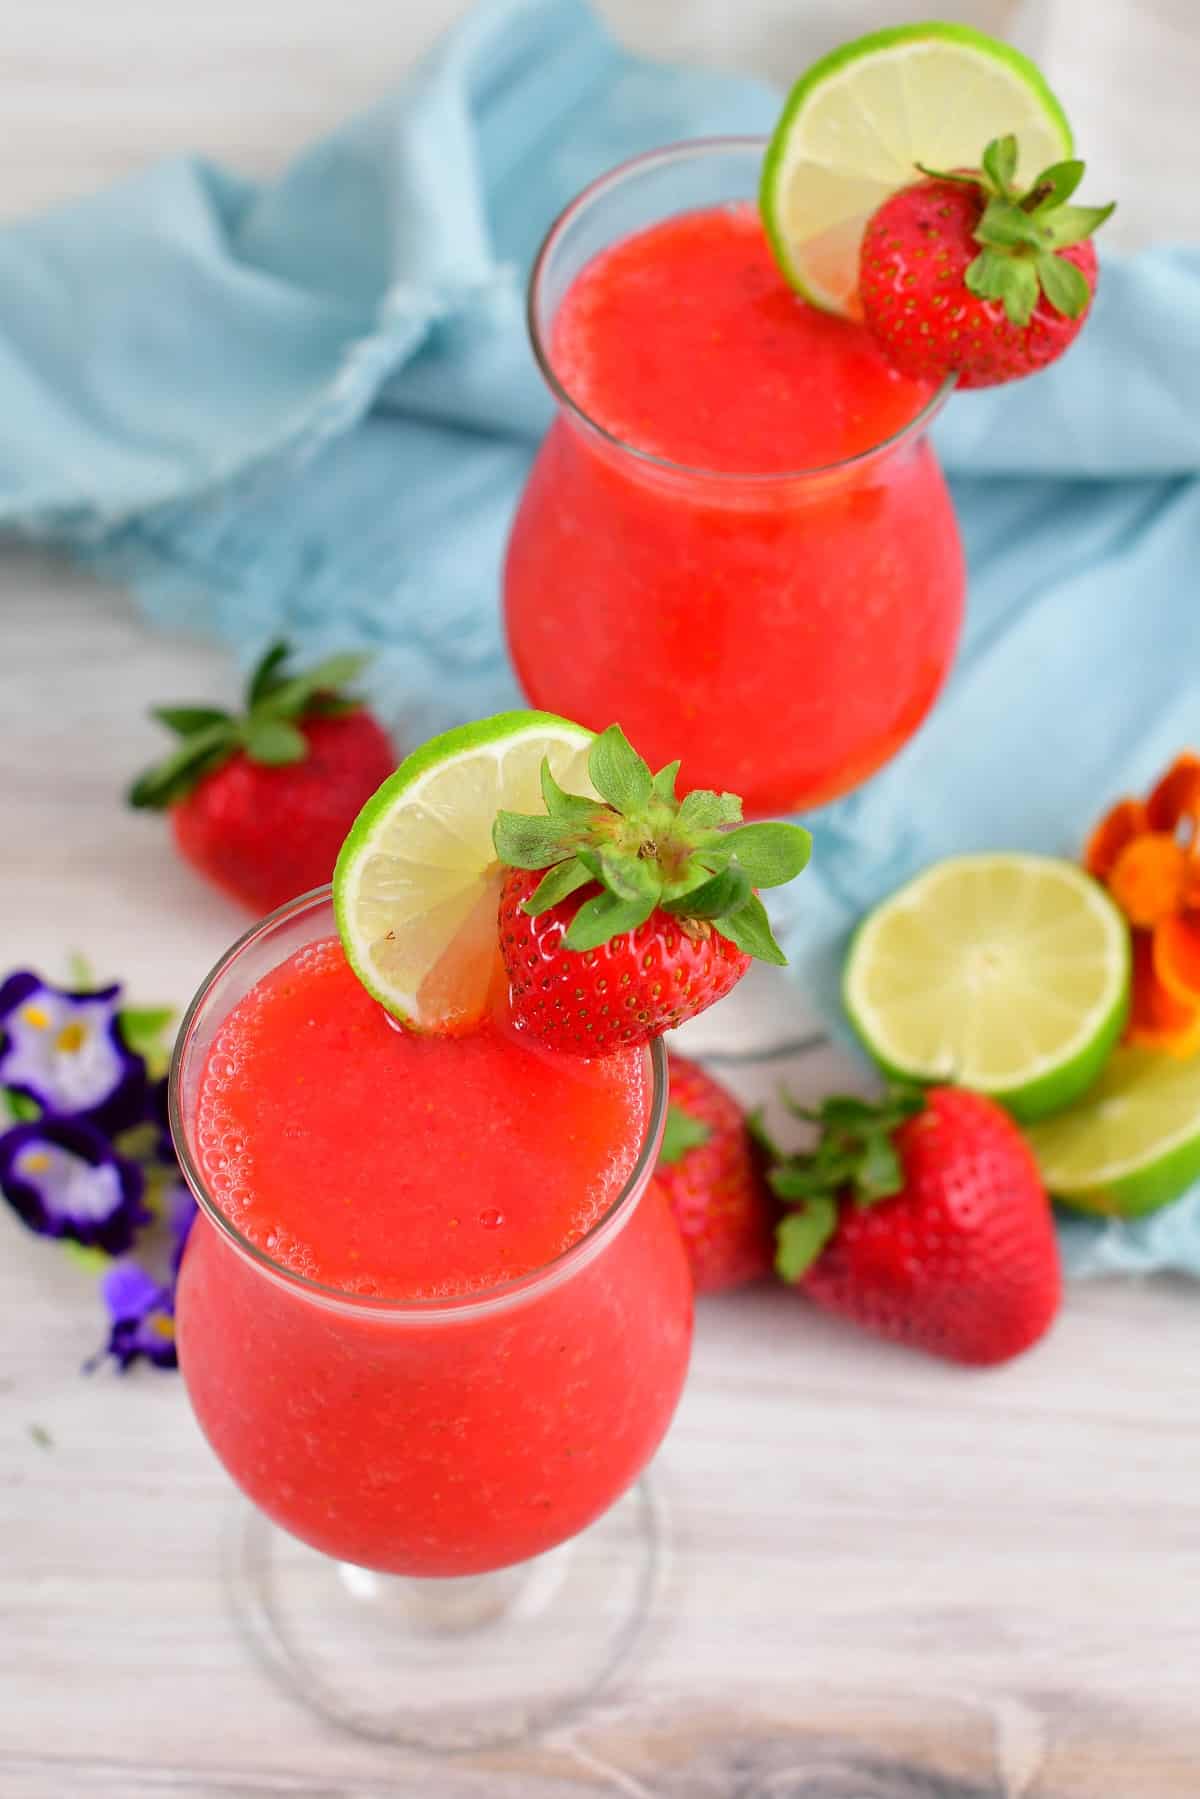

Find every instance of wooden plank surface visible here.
[3,549,1197,1796]
[1,1,1197,1791]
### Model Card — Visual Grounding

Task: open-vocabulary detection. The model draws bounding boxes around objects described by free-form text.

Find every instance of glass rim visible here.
[168,886,669,1322]
[527,134,956,485]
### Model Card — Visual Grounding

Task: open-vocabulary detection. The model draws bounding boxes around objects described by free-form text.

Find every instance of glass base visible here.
[226,1480,664,1750]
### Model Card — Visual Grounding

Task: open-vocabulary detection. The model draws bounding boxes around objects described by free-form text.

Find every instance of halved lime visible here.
[761,22,1074,315]
[1028,1047,1200,1217]
[333,711,594,1030]
[843,854,1130,1122]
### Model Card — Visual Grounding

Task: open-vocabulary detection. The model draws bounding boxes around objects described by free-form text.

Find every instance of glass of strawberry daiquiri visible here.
[169,711,810,1748]
[504,138,964,816]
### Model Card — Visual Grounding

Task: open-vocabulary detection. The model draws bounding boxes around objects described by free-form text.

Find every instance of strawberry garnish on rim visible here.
[860,133,1115,388]
[492,726,811,1054]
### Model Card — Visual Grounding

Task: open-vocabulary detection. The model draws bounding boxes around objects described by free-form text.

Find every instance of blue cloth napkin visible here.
[1,0,1197,1278]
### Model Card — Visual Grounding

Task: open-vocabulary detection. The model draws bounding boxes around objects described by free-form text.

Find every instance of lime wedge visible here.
[761,22,1074,315]
[844,854,1130,1122]
[333,711,594,1030]
[1028,1048,1200,1217]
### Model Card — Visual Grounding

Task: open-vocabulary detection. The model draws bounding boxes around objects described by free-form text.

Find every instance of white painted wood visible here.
[0,4,1197,1791]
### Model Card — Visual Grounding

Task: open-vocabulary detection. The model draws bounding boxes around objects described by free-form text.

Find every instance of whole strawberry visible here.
[492,725,811,1055]
[859,134,1114,388]
[130,642,395,915]
[768,1087,1060,1366]
[653,1054,773,1294]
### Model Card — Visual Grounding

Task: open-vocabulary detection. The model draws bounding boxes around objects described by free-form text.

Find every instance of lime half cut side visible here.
[1028,1048,1200,1218]
[333,711,595,1031]
[761,22,1074,315]
[843,854,1130,1122]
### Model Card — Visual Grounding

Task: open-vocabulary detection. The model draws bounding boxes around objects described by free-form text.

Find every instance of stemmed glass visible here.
[169,888,691,1749]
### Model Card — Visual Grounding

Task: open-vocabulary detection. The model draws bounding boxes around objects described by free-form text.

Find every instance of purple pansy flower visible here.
[99,1263,179,1370]
[0,973,146,1133]
[94,1178,198,1371]
[0,1117,150,1254]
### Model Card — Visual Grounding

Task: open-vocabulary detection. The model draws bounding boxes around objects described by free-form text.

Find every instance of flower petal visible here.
[0,971,43,1023]
[98,1260,178,1371]
[1126,932,1200,1054]
[1146,752,1200,837]
[1153,912,1200,1006]
[0,974,146,1132]
[1107,832,1190,929]
[1085,799,1149,880]
[0,1117,148,1254]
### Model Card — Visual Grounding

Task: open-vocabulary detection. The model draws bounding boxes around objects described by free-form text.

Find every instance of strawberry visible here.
[767,1087,1060,1366]
[129,641,395,915]
[859,134,1114,389]
[492,725,811,1054]
[652,1054,773,1294]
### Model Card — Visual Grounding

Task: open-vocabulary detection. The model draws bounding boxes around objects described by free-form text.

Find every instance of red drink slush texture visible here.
[505,198,965,814]
[176,933,692,1576]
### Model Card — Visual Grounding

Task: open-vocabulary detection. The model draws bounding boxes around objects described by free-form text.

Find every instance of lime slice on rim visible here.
[843,854,1130,1122]
[333,711,595,1031]
[1027,1048,1200,1217]
[761,22,1074,315]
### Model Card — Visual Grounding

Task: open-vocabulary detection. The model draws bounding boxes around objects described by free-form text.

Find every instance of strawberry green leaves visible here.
[776,1199,839,1281]
[716,823,813,888]
[152,706,234,737]
[242,719,308,767]
[767,1088,925,1279]
[662,865,753,920]
[248,644,370,724]
[563,889,657,952]
[129,640,371,810]
[717,897,791,965]
[980,132,1019,195]
[1039,202,1115,249]
[678,788,742,831]
[590,722,653,814]
[522,859,595,915]
[1035,251,1092,319]
[127,720,242,810]
[965,247,1040,327]
[949,134,1115,326]
[658,1105,712,1166]
[492,724,811,965]
[491,812,575,870]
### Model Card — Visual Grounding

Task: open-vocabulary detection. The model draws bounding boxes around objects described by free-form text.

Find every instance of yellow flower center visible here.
[23,1151,51,1173]
[55,1021,87,1054]
[150,1316,176,1341]
[22,1005,50,1031]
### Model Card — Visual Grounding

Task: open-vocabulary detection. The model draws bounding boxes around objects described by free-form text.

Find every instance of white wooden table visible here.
[2,5,1198,1794]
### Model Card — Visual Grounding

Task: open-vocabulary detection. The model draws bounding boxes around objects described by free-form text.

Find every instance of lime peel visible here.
[761,21,1074,315]
[1028,1048,1200,1217]
[843,853,1131,1123]
[333,711,596,1031]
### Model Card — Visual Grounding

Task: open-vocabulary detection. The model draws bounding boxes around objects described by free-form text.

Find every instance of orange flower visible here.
[1085,753,1200,1054]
